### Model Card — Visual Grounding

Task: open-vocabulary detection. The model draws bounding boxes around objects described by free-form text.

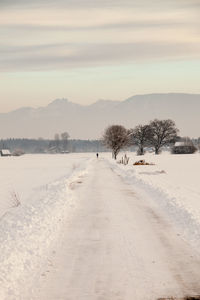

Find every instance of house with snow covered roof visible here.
[0,149,11,156]
[172,140,197,154]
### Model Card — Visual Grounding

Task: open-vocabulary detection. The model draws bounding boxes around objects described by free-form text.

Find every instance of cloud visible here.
[0,0,144,10]
[0,20,190,33]
[0,0,160,8]
[0,0,199,72]
[1,41,200,72]
[1,0,200,9]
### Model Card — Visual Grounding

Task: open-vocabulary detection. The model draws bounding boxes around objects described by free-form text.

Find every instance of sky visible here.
[0,0,200,112]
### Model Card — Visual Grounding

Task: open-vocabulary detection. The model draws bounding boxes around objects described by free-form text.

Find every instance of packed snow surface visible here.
[0,152,200,299]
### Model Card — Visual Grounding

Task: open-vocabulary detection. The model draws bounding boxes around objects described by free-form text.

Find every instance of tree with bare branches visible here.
[131,124,152,155]
[148,119,178,154]
[61,132,70,151]
[102,125,131,159]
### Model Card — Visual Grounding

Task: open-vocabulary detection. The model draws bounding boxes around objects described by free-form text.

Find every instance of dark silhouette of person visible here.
[96,153,99,158]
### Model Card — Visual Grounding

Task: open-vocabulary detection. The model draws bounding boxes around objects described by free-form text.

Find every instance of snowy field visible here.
[0,152,200,299]
[0,153,94,218]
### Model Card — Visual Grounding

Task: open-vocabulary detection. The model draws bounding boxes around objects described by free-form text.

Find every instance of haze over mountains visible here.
[0,93,199,139]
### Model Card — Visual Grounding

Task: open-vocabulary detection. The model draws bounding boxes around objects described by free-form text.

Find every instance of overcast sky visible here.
[0,0,200,112]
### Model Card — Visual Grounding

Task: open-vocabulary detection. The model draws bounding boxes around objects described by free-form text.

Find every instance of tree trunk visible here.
[112,151,117,159]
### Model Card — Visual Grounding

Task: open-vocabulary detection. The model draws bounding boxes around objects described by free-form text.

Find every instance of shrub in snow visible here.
[118,154,130,165]
[10,190,21,207]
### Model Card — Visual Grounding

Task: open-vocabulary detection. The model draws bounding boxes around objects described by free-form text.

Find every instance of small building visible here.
[0,149,11,156]
[172,140,197,154]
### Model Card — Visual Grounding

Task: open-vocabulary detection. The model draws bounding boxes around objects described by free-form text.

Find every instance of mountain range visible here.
[0,93,199,139]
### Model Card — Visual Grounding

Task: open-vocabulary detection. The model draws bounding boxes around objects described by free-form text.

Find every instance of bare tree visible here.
[148,119,179,154]
[102,125,131,159]
[61,132,70,151]
[54,133,60,152]
[131,124,152,155]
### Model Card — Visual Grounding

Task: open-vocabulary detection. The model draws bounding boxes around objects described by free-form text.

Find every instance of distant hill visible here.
[0,93,199,139]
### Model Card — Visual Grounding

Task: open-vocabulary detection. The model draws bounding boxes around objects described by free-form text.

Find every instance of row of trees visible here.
[48,132,70,152]
[0,138,106,154]
[103,119,179,159]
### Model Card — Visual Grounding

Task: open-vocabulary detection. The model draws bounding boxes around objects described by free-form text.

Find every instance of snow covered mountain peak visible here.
[48,98,69,107]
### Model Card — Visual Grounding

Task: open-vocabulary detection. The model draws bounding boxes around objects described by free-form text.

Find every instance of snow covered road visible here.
[34,158,200,300]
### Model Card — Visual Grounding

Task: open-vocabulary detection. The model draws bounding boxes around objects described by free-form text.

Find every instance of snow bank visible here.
[0,154,93,299]
[0,154,93,218]
[107,152,200,252]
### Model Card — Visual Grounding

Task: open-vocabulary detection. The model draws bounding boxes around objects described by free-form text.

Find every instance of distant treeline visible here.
[0,137,199,154]
[0,138,109,153]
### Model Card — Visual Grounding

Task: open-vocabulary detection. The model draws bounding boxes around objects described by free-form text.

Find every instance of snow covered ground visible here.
[33,154,200,300]
[0,154,94,218]
[0,152,200,299]
[0,153,94,299]
[108,151,200,251]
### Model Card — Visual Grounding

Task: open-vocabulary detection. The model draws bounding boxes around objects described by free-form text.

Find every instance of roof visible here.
[174,140,194,147]
[1,149,11,155]
[174,142,185,147]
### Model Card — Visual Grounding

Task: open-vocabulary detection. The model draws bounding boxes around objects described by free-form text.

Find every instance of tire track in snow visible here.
[34,159,200,300]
